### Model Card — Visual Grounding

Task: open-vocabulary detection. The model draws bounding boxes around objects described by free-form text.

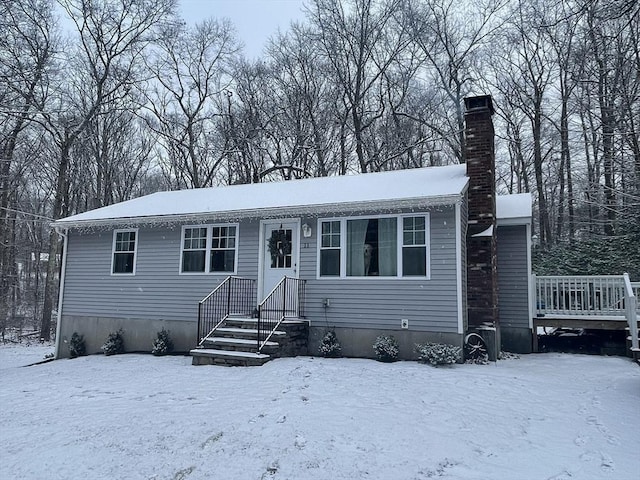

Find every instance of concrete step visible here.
[225,317,306,328]
[190,348,271,367]
[225,318,259,328]
[214,327,285,340]
[201,336,279,353]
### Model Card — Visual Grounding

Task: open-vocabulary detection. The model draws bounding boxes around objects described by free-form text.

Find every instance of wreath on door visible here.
[268,229,291,260]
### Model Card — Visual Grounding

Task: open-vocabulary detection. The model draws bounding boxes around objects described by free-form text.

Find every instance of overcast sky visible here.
[180,0,308,58]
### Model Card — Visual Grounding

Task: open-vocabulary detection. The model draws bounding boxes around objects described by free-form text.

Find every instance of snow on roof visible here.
[55,164,469,228]
[496,193,532,224]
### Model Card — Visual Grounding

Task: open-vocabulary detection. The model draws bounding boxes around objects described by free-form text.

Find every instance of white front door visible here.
[260,220,300,300]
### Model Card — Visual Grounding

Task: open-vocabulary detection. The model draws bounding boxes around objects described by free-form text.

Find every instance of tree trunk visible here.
[532,99,551,247]
[40,143,71,341]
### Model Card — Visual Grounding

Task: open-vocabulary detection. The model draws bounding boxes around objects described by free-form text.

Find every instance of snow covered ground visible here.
[1,346,638,480]
[0,341,55,370]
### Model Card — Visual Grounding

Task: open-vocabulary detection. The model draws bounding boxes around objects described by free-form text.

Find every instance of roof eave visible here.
[496,216,532,226]
[52,194,464,230]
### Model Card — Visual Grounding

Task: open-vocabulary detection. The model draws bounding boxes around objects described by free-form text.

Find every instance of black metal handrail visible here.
[257,276,306,352]
[197,276,256,346]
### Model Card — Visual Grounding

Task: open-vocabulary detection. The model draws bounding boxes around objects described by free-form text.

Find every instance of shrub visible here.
[151,328,174,356]
[68,332,86,358]
[318,330,342,357]
[102,329,125,356]
[373,334,399,362]
[416,343,461,366]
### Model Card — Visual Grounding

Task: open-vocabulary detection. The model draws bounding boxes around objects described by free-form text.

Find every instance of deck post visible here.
[624,273,639,353]
[530,273,537,352]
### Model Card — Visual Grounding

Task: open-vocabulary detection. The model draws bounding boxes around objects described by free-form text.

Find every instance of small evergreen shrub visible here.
[416,343,461,366]
[68,332,86,358]
[373,334,399,362]
[151,328,174,356]
[102,329,125,356]
[318,330,342,357]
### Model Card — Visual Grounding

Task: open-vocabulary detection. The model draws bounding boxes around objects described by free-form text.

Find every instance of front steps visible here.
[190,317,308,366]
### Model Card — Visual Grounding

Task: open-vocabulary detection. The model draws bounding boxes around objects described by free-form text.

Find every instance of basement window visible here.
[111,229,138,275]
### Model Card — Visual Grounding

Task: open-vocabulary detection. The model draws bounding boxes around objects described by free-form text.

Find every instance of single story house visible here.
[52,95,532,362]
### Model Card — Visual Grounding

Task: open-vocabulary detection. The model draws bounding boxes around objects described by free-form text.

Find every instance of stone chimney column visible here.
[464,95,499,358]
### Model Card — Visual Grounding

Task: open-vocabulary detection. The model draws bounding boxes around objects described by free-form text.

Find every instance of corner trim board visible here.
[54,227,69,359]
[455,203,464,334]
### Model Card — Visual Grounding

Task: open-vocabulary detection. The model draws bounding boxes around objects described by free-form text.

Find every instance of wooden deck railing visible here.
[532,274,638,354]
[534,275,627,317]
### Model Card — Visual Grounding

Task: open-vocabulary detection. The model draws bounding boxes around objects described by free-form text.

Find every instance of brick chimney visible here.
[464,95,499,357]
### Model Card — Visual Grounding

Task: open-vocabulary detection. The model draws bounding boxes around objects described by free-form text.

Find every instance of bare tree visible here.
[37,0,176,341]
[222,59,274,184]
[406,0,507,162]
[0,0,56,339]
[263,23,342,179]
[142,18,240,189]
[491,0,555,247]
[541,0,580,241]
[307,0,410,173]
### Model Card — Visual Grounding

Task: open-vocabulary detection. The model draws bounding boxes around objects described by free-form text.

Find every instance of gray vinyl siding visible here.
[62,221,260,322]
[62,207,461,333]
[497,225,529,328]
[300,206,460,333]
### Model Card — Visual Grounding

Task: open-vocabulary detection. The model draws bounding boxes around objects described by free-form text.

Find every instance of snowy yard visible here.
[1,346,639,480]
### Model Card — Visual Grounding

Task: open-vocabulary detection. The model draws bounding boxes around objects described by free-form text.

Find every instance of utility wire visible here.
[0,206,53,221]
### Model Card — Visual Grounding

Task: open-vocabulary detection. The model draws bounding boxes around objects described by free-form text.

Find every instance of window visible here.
[318,215,429,278]
[182,227,208,272]
[347,218,397,276]
[112,229,138,274]
[181,225,238,274]
[211,226,237,272]
[320,221,340,276]
[402,217,427,276]
[269,228,293,268]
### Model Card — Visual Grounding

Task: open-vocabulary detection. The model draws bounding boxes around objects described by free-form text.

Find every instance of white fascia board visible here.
[497,217,532,227]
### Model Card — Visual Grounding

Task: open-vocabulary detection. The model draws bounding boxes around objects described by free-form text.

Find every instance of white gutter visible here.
[53,226,69,359]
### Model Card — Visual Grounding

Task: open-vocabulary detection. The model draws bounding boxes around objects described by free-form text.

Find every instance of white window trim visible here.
[316,213,431,280]
[318,218,342,278]
[179,223,239,275]
[110,228,139,276]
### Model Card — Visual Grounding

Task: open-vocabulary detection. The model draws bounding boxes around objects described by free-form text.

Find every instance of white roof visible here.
[55,165,469,228]
[496,193,532,225]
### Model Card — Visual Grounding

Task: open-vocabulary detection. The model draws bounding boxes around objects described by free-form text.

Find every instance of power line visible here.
[0,207,53,221]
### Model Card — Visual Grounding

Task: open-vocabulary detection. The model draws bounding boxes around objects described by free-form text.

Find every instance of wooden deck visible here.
[532,275,639,356]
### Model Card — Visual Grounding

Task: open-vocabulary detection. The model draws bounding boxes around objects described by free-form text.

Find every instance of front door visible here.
[260,220,299,300]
